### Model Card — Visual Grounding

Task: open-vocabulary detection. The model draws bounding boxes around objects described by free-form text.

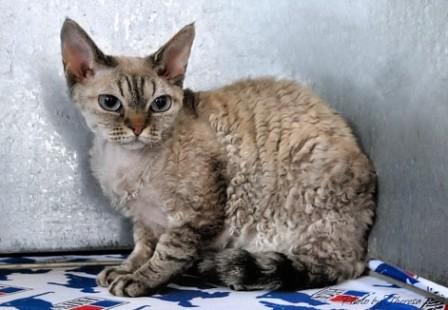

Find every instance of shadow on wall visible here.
[37,60,133,247]
[298,61,448,285]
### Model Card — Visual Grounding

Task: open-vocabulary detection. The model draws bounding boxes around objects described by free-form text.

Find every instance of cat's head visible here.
[60,18,195,150]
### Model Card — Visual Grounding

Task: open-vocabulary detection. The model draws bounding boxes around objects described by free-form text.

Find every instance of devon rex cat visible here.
[60,19,376,297]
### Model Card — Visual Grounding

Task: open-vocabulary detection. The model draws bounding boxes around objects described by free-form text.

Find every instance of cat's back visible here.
[196,77,375,253]
[197,77,356,144]
[198,77,319,108]
[195,77,374,193]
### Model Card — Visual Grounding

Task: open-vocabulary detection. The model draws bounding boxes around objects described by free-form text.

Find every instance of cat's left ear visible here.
[149,23,195,86]
[60,18,115,85]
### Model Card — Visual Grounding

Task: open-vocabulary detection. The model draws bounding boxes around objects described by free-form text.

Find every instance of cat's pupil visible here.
[105,97,116,107]
[156,97,166,108]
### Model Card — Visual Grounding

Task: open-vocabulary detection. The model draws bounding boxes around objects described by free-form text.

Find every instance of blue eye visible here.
[98,95,122,112]
[150,96,171,112]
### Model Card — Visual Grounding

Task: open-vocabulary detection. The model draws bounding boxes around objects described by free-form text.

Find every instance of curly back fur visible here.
[196,78,376,287]
[61,19,376,297]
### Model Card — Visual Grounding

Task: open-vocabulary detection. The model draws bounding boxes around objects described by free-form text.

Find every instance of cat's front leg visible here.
[97,222,156,287]
[108,224,200,297]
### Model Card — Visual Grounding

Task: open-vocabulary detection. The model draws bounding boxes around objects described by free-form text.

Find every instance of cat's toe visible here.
[97,266,132,287]
[108,274,151,297]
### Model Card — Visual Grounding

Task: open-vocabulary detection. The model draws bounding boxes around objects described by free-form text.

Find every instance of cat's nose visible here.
[124,113,146,136]
[125,118,145,136]
[128,124,143,136]
[130,125,144,136]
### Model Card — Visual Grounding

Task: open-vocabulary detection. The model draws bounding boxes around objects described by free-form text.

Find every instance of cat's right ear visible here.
[60,18,115,85]
[149,23,195,87]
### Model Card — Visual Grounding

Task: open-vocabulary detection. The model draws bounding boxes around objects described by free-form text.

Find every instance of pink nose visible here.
[130,125,144,136]
[125,116,145,136]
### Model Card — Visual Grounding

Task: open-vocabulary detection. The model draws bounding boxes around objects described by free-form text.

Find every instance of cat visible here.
[60,18,376,297]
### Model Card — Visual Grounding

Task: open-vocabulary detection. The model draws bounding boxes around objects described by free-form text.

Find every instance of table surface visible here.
[0,254,445,309]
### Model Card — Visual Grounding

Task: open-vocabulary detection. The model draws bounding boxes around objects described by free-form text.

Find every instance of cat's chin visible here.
[120,141,148,151]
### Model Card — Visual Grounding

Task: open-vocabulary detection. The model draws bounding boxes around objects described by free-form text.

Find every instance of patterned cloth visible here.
[0,255,446,309]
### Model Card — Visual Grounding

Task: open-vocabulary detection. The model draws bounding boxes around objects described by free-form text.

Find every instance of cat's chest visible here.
[90,139,169,230]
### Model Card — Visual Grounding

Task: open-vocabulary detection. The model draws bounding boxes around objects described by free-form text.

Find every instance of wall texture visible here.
[0,1,447,284]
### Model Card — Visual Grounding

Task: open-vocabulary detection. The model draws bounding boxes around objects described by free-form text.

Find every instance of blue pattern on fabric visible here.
[0,257,37,265]
[258,291,328,305]
[0,292,53,310]
[0,258,51,281]
[259,300,323,310]
[48,273,99,293]
[91,299,124,307]
[0,255,445,309]
[154,287,229,307]
[0,268,51,281]
[67,265,103,275]
[343,290,369,297]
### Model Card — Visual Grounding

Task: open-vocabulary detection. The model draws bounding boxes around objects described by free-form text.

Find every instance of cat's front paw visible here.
[97,266,132,287]
[108,274,154,297]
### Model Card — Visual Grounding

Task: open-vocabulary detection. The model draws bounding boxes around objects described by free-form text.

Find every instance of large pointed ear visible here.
[60,18,116,85]
[149,23,195,86]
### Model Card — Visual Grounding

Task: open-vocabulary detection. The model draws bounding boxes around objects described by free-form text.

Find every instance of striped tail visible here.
[196,248,336,291]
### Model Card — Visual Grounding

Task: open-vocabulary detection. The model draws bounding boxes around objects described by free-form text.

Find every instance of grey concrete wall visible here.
[0,1,446,284]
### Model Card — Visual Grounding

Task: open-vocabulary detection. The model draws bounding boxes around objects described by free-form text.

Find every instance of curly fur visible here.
[60,19,376,297]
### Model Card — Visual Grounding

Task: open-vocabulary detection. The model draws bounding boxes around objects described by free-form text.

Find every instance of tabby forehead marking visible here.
[115,74,157,108]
